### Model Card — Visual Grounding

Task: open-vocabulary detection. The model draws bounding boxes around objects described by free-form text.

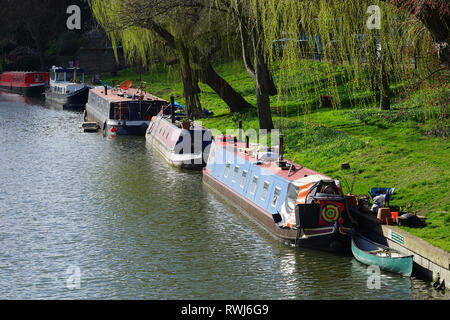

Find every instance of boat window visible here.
[34,75,39,82]
[240,170,248,188]
[272,187,282,207]
[40,75,44,82]
[56,72,64,81]
[166,131,170,139]
[66,72,74,82]
[224,162,231,178]
[250,176,258,195]
[232,166,240,183]
[147,122,154,133]
[261,181,270,201]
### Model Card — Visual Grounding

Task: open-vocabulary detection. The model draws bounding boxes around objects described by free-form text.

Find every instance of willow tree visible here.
[90,0,253,118]
[212,0,278,130]
[251,0,443,112]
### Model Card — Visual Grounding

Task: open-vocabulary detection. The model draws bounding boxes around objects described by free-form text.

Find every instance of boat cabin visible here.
[0,71,49,87]
[204,135,354,248]
[49,66,85,95]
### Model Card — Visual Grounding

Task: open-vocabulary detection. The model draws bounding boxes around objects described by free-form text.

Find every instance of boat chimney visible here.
[279,134,284,161]
[170,94,175,123]
[104,85,108,95]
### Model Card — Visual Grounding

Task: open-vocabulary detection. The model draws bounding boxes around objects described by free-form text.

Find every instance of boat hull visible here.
[351,234,413,276]
[203,169,350,253]
[45,86,89,110]
[146,134,206,170]
[85,103,149,136]
[0,84,45,97]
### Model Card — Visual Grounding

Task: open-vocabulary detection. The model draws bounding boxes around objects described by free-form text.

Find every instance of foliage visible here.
[248,0,443,112]
[46,32,84,56]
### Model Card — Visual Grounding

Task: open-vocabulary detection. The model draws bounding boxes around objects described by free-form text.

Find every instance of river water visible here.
[0,92,446,300]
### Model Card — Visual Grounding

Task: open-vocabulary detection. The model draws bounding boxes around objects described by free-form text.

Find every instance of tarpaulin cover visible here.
[279,174,329,228]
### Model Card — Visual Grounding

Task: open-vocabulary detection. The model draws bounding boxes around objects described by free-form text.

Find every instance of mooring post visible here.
[246,134,249,149]
[170,94,175,123]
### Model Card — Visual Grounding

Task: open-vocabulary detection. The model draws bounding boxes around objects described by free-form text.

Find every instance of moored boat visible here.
[44,66,89,110]
[351,233,413,276]
[0,71,49,96]
[85,83,168,136]
[145,115,213,170]
[202,134,355,253]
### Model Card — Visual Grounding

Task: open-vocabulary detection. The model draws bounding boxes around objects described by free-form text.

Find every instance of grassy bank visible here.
[101,60,449,251]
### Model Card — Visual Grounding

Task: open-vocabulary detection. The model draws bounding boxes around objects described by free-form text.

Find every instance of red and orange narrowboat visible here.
[0,71,49,97]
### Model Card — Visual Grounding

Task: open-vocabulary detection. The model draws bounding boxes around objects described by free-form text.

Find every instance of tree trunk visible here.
[198,62,253,113]
[419,10,449,68]
[150,20,252,115]
[177,41,202,119]
[379,62,391,110]
[254,40,274,130]
[239,14,275,130]
[254,63,274,130]
[386,1,450,68]
[255,83,274,130]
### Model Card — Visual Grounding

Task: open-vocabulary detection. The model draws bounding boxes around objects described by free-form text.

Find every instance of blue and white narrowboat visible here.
[146,115,213,170]
[85,86,168,136]
[203,135,355,252]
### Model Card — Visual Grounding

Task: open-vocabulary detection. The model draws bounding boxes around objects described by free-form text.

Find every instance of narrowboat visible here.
[202,135,355,253]
[0,71,49,96]
[351,233,413,276]
[44,66,89,110]
[145,115,213,170]
[85,84,168,136]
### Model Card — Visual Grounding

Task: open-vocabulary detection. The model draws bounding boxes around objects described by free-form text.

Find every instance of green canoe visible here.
[351,233,413,277]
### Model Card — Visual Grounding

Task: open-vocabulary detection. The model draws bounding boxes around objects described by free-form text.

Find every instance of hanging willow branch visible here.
[245,0,440,114]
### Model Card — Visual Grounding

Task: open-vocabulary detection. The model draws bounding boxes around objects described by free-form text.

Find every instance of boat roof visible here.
[215,138,331,182]
[1,71,49,75]
[90,86,168,103]
[51,67,85,73]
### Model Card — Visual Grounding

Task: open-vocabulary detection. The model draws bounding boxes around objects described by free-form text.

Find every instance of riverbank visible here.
[100,60,449,252]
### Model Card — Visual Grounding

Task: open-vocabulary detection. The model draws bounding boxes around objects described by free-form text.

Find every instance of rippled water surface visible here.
[0,92,447,300]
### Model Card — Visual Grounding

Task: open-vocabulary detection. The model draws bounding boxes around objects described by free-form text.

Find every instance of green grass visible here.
[101,60,450,251]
